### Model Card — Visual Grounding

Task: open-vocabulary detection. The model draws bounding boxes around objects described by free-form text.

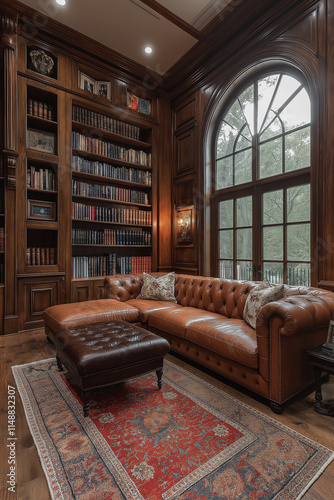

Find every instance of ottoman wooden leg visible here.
[156,368,163,389]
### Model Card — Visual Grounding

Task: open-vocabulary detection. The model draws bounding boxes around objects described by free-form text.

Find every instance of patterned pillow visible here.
[137,272,177,302]
[243,278,285,329]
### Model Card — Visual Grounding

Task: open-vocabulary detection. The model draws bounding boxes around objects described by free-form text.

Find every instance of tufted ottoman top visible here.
[54,320,170,377]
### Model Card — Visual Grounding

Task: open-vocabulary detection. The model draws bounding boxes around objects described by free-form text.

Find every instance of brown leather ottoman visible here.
[54,320,170,417]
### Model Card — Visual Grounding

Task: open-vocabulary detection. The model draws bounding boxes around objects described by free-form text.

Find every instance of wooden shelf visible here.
[72,218,152,228]
[72,148,151,170]
[72,244,152,248]
[71,170,151,189]
[27,114,57,132]
[26,220,58,230]
[27,188,57,194]
[72,194,151,208]
[26,150,58,163]
[72,121,151,149]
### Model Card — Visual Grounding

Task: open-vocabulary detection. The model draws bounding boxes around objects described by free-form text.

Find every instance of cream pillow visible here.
[137,272,177,302]
[243,278,285,329]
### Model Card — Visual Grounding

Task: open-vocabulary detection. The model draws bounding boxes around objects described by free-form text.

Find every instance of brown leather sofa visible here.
[44,273,334,413]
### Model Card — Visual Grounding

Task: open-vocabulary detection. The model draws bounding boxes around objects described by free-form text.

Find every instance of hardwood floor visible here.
[1,329,334,500]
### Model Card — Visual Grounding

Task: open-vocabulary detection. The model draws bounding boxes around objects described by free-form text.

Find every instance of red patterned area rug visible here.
[13,358,333,500]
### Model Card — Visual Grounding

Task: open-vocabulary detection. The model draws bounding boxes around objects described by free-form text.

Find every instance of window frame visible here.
[211,68,313,284]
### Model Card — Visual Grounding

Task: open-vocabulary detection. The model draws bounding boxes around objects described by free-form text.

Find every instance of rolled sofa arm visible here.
[255,292,334,404]
[257,294,334,337]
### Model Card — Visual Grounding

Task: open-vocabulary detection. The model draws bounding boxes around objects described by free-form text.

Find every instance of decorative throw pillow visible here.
[137,272,177,302]
[243,278,285,329]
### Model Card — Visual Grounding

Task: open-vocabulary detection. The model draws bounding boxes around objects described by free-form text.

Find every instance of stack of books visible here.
[321,343,334,356]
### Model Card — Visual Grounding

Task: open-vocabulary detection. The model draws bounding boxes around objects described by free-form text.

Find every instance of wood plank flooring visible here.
[1,329,334,500]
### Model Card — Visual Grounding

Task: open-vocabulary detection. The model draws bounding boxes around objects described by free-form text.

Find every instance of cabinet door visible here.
[18,276,65,331]
[71,280,94,302]
[93,279,105,299]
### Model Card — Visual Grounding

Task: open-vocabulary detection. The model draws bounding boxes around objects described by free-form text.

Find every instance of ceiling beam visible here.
[135,0,202,40]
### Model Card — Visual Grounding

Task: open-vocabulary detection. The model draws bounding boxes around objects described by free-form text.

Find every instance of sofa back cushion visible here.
[174,275,256,319]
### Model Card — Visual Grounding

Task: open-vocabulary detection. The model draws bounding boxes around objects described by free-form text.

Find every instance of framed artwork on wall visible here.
[176,206,194,245]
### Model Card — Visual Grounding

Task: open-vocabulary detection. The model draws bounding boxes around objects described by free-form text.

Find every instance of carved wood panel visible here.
[18,276,65,330]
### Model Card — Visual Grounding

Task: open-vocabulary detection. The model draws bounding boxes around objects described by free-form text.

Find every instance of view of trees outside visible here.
[216,73,311,285]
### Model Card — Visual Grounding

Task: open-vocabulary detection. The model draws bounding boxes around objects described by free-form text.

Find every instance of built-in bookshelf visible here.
[25,84,59,269]
[0,156,4,284]
[71,102,153,279]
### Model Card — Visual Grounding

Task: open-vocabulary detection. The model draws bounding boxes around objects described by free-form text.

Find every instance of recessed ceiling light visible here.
[55,0,66,5]
[144,46,153,54]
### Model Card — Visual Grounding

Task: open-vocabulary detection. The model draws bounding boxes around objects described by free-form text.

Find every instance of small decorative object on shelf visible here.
[79,72,112,100]
[127,92,151,115]
[27,129,56,154]
[28,200,56,221]
[28,48,56,78]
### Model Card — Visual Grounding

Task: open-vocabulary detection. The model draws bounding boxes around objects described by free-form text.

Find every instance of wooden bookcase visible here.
[16,75,68,330]
[1,28,160,332]
[70,99,153,292]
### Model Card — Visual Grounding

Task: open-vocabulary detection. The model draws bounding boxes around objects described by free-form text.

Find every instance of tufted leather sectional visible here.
[44,273,334,413]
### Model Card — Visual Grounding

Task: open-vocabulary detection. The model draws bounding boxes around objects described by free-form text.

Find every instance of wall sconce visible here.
[176,206,193,245]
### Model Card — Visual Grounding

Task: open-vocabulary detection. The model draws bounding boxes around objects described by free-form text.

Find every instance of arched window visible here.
[214,72,311,285]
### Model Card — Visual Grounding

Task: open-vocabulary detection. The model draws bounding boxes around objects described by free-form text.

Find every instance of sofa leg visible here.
[56,355,63,371]
[270,401,283,414]
[156,368,163,389]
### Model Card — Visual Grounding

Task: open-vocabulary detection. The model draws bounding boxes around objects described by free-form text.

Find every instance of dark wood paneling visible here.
[18,275,65,330]
[175,127,196,176]
[71,280,93,302]
[170,1,330,283]
[0,285,3,334]
[174,99,196,130]
[156,95,173,271]
[94,279,105,300]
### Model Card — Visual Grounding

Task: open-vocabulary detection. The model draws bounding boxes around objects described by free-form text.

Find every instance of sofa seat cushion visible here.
[44,299,140,336]
[148,307,225,338]
[186,319,258,369]
[127,299,182,324]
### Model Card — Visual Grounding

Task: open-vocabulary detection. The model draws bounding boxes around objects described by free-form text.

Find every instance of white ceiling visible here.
[17,0,233,75]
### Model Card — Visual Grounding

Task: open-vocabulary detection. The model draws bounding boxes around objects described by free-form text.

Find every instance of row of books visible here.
[0,227,4,251]
[72,254,151,279]
[26,247,56,266]
[72,156,152,185]
[72,202,152,225]
[72,132,152,167]
[72,180,149,205]
[72,228,151,246]
[0,264,3,283]
[27,166,56,191]
[28,98,54,121]
[127,93,151,115]
[72,106,141,140]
